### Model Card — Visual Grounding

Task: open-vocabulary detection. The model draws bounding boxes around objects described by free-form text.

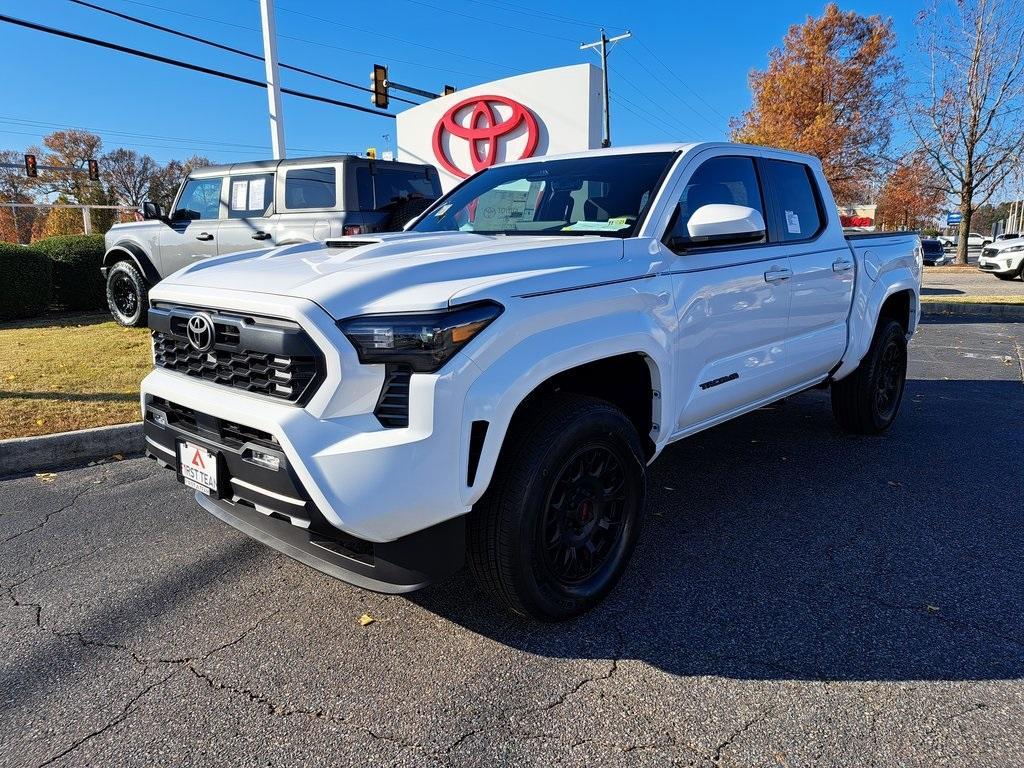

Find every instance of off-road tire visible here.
[467,393,647,621]
[106,260,148,327]
[831,319,908,435]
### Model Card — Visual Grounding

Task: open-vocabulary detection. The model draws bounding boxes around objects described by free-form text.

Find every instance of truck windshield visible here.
[411,152,675,237]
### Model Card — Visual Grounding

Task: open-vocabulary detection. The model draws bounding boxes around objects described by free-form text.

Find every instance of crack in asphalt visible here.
[711,710,772,764]
[1,486,95,545]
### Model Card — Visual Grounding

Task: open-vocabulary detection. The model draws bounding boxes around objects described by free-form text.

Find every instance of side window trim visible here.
[756,157,827,245]
[663,153,773,256]
[227,173,275,219]
[282,166,338,210]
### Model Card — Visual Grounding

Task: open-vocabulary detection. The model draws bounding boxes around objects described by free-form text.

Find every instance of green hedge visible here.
[0,243,52,321]
[33,234,107,310]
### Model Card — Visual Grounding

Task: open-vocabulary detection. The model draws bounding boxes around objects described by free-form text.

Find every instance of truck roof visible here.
[494,142,823,167]
[188,154,433,178]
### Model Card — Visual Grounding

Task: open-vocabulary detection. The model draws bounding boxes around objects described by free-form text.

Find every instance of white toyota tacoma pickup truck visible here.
[140,143,922,620]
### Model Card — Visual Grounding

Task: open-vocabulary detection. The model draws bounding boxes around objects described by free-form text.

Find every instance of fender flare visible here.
[833,266,918,382]
[458,312,671,507]
[103,242,160,285]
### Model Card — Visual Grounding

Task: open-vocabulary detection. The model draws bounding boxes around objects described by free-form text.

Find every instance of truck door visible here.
[664,154,795,433]
[216,172,277,253]
[158,176,223,275]
[759,159,854,383]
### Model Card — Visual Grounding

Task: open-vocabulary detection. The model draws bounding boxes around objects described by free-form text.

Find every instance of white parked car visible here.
[965,232,992,249]
[979,237,1024,280]
[140,143,922,620]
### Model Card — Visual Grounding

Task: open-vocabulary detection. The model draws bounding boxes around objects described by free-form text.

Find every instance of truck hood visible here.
[162,231,624,317]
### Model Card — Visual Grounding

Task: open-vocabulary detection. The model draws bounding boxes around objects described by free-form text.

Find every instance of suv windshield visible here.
[411,152,675,237]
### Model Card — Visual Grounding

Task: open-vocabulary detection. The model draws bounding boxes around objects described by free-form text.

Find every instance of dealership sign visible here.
[397,64,604,190]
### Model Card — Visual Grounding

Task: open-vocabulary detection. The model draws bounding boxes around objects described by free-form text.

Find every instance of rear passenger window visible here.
[668,156,765,244]
[761,159,822,241]
[228,173,274,219]
[355,166,441,212]
[285,167,336,209]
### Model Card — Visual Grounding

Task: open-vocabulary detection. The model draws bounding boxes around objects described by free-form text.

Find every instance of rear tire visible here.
[106,260,148,327]
[467,393,647,621]
[831,319,907,435]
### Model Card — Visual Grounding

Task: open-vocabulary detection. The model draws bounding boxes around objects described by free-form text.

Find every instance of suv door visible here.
[663,153,794,434]
[759,158,853,384]
[158,176,223,275]
[216,172,277,253]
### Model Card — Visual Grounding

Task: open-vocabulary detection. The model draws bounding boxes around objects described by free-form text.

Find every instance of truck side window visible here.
[227,173,274,219]
[174,177,223,221]
[760,160,822,241]
[669,156,765,245]
[285,167,336,209]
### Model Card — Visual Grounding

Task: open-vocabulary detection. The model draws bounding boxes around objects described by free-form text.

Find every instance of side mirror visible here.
[668,203,766,251]
[142,201,163,220]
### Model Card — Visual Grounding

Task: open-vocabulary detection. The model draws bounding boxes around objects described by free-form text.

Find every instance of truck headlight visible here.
[338,301,503,372]
[1002,245,1024,252]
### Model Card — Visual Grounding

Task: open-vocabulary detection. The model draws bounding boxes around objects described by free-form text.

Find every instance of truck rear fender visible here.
[833,251,919,381]
[459,312,671,507]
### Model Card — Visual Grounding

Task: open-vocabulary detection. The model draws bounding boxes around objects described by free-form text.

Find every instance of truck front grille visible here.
[149,305,324,404]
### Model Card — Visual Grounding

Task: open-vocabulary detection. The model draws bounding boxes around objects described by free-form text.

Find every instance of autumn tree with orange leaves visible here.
[731,4,899,204]
[875,152,946,230]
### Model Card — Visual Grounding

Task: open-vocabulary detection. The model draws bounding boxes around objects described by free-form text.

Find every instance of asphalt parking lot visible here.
[2,317,1023,768]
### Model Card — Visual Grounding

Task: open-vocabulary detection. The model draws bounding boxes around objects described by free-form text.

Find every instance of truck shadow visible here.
[411,377,1024,682]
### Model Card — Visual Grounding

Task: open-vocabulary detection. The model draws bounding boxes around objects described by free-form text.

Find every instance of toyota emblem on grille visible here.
[186,313,215,352]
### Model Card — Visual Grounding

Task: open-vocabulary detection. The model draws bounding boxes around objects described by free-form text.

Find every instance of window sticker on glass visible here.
[434,203,452,218]
[561,220,632,232]
[231,181,247,211]
[247,178,265,210]
[785,210,801,234]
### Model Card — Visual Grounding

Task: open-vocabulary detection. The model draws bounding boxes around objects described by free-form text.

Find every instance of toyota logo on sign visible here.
[432,95,539,179]
[186,313,215,352]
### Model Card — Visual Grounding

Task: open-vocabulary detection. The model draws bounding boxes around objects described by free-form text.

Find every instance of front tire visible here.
[831,320,908,434]
[994,271,1019,281]
[467,394,647,621]
[106,260,148,327]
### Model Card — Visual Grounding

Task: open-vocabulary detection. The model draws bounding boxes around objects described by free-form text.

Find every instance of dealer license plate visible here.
[179,442,218,495]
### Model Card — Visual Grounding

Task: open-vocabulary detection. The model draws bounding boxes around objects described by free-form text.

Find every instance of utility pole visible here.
[259,0,286,159]
[580,28,631,148]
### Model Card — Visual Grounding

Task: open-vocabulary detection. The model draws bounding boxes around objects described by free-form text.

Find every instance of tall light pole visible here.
[580,28,631,148]
[259,0,286,159]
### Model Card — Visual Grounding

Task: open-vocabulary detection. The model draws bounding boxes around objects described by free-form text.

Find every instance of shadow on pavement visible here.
[412,378,1024,682]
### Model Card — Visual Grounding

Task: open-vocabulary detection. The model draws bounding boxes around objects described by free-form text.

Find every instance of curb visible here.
[0,422,144,479]
[921,302,1024,320]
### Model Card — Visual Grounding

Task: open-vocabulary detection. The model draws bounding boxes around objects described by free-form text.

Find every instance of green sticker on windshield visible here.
[562,220,632,232]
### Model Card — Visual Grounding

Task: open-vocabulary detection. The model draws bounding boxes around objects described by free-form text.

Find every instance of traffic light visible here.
[370,64,388,109]
[87,159,99,181]
[366,147,377,159]
[443,85,456,96]
[24,154,37,178]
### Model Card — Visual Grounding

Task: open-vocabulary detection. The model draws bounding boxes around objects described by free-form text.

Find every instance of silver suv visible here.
[102,155,441,326]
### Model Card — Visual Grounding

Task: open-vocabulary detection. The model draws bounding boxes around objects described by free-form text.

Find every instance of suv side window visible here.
[760,159,823,242]
[667,156,765,246]
[228,173,274,219]
[355,166,441,211]
[174,177,223,221]
[285,167,336,209]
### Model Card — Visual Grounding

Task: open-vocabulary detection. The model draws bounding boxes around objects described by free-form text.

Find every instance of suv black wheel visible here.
[106,260,148,327]
[831,319,908,434]
[467,393,646,621]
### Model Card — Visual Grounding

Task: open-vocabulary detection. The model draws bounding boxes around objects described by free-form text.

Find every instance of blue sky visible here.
[0,0,922,165]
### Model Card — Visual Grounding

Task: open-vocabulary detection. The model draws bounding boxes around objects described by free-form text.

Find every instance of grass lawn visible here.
[920,294,1024,304]
[0,313,151,440]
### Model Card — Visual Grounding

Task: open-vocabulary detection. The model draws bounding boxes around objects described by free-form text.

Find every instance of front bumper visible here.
[143,398,464,592]
[978,253,1023,274]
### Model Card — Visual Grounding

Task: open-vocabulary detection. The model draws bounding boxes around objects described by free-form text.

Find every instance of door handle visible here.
[832,258,854,272]
[764,268,793,283]
[195,232,214,241]
[251,231,272,240]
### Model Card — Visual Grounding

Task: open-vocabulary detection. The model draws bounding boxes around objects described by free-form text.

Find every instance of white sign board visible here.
[397,64,604,191]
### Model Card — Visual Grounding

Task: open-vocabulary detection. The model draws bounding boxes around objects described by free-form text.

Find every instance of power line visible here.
[462,0,608,29]
[0,13,395,119]
[107,0,494,78]
[0,115,345,155]
[634,40,730,123]
[621,47,722,134]
[67,0,421,106]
